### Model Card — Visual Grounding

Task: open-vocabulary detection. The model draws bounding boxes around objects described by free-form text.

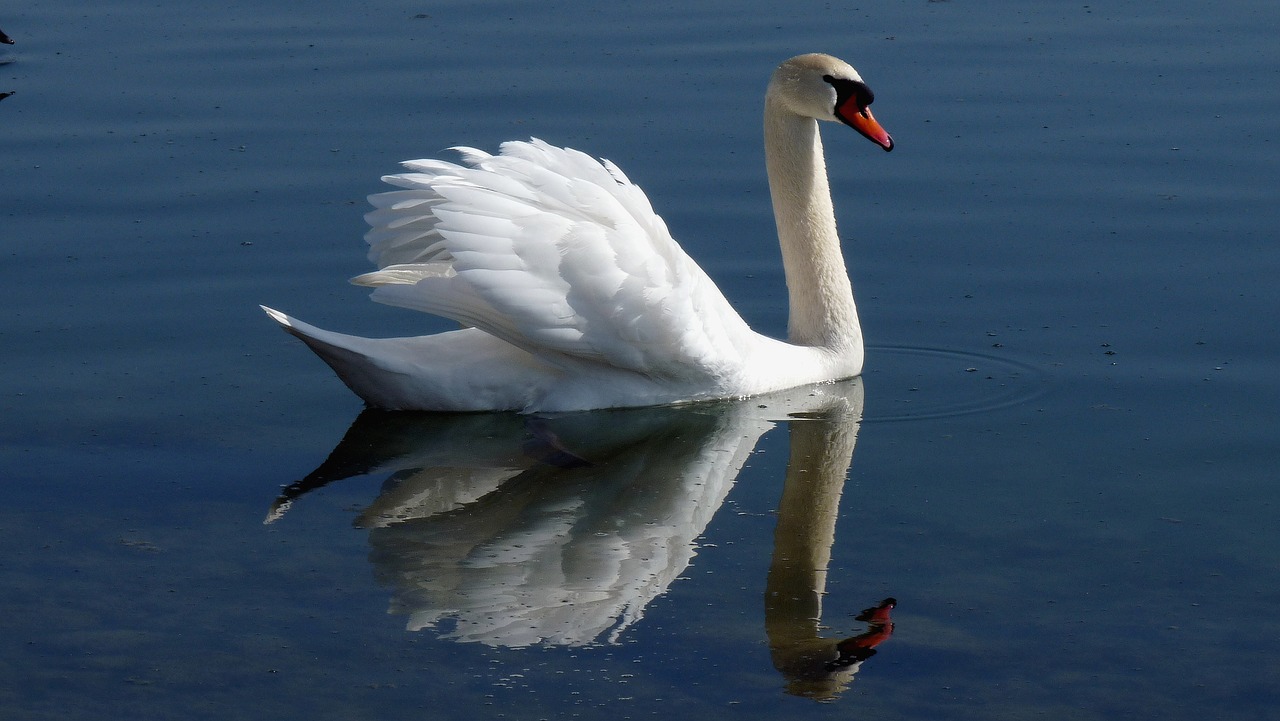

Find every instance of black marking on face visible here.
[822,74,875,112]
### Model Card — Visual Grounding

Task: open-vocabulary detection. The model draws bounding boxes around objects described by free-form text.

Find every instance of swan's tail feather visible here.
[260,306,411,409]
[260,306,554,412]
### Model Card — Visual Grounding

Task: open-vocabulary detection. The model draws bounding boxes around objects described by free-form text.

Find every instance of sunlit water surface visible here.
[2,1,1278,719]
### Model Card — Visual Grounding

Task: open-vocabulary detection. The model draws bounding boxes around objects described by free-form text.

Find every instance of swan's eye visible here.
[823,76,875,111]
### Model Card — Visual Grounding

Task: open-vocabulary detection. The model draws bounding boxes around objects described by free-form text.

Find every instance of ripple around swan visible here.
[860,346,1050,422]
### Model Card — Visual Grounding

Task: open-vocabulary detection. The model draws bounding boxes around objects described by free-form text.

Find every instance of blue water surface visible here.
[2,1,1278,719]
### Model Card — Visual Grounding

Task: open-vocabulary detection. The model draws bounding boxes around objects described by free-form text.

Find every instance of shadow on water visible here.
[268,379,896,701]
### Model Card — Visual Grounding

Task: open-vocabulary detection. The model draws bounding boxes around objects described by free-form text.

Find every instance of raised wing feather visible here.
[355,139,756,382]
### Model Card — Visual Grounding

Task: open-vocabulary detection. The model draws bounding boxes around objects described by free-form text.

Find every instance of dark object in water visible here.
[0,27,14,44]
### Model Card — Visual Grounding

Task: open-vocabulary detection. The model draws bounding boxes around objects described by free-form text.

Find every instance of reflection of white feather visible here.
[356,467,519,528]
[350,381,862,647]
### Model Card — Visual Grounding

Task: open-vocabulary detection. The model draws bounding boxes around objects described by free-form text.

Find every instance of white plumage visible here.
[263,53,893,412]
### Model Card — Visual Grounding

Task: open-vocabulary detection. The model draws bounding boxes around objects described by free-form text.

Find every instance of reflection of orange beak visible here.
[836,622,895,660]
[836,97,893,152]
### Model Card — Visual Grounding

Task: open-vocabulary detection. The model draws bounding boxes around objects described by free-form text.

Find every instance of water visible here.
[2,1,1278,719]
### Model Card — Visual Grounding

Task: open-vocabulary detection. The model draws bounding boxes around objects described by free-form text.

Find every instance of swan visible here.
[262,53,893,412]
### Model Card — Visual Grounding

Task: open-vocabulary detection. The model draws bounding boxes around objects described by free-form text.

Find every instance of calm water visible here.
[2,1,1278,719]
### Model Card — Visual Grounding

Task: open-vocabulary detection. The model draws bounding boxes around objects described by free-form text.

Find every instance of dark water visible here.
[2,1,1278,719]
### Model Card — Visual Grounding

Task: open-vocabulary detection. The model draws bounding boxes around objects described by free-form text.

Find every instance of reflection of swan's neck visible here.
[765,413,861,699]
[766,418,857,635]
[764,96,861,352]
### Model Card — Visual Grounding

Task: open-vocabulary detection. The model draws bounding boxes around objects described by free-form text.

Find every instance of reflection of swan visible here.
[271,382,862,645]
[261,53,893,412]
[274,379,895,697]
[762,386,897,699]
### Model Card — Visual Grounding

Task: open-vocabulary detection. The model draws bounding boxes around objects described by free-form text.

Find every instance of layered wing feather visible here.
[355,139,757,382]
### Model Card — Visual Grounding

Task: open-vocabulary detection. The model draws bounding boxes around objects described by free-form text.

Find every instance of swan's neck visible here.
[764,99,862,352]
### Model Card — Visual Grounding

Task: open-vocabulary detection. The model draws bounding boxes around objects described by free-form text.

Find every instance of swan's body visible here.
[263,53,893,412]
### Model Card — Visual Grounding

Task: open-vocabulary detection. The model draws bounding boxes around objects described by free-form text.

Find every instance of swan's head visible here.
[769,53,893,152]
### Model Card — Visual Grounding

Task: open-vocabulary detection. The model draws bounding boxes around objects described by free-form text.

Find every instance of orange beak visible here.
[836,96,893,152]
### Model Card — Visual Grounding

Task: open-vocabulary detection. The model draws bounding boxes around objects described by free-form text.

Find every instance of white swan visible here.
[262,53,893,412]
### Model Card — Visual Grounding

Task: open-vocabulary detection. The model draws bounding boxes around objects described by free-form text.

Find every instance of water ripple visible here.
[861,346,1050,422]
